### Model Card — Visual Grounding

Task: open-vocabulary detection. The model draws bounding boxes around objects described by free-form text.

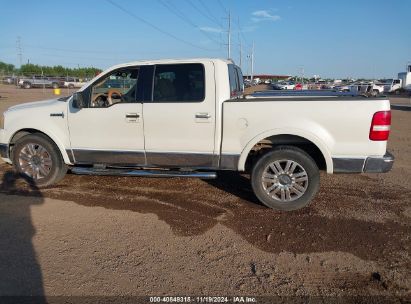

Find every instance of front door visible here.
[143,62,217,168]
[68,67,146,165]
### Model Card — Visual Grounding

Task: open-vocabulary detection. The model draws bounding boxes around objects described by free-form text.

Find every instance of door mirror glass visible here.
[72,92,85,109]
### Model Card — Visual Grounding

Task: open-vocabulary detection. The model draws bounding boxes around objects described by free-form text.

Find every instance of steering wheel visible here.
[107,89,123,105]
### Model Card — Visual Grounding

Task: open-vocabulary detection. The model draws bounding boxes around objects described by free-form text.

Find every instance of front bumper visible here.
[333,152,394,173]
[0,128,10,161]
[0,143,8,159]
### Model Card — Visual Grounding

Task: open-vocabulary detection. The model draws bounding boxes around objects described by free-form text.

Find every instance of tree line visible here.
[0,61,101,78]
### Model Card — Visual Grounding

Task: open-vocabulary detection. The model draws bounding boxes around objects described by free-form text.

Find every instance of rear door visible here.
[143,62,217,168]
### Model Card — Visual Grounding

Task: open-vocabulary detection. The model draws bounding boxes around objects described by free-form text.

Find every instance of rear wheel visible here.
[23,82,31,89]
[52,82,59,89]
[68,84,74,89]
[12,134,67,187]
[251,146,320,211]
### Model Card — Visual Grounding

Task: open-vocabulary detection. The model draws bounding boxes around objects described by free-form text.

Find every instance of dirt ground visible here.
[0,84,410,302]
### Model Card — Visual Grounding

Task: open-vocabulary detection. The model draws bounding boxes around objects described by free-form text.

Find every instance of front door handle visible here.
[125,113,140,122]
[195,113,211,119]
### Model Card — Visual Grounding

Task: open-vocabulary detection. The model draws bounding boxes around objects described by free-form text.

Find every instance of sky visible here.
[0,0,410,79]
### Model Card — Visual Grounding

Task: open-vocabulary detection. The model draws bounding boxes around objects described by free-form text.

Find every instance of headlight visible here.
[0,114,4,129]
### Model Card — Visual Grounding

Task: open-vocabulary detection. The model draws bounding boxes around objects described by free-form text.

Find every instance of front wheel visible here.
[251,146,320,211]
[13,134,67,187]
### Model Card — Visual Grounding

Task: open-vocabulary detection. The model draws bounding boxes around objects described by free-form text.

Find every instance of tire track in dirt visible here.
[1,166,409,266]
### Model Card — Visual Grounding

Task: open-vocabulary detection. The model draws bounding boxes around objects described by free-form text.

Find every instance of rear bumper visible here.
[333,152,394,173]
[363,152,394,173]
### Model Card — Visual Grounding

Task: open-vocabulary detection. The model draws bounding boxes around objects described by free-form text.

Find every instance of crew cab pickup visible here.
[0,59,394,211]
[18,76,61,89]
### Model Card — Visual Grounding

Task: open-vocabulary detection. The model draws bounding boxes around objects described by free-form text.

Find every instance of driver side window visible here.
[90,67,139,108]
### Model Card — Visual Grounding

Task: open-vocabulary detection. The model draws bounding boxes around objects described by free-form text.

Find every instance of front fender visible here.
[7,127,72,165]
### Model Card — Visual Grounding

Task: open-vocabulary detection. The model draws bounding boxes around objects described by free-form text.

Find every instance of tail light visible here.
[369,111,391,141]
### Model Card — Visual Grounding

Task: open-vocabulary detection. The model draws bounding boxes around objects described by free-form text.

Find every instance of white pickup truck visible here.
[0,58,394,211]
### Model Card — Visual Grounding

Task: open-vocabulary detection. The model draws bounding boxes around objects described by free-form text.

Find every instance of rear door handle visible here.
[195,113,211,119]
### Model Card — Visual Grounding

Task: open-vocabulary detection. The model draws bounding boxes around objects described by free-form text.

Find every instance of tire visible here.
[251,146,320,211]
[371,90,379,97]
[23,82,31,89]
[68,84,74,89]
[12,134,67,187]
[52,82,59,89]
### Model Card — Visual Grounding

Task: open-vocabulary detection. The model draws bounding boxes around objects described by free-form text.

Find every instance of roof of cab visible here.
[110,58,235,70]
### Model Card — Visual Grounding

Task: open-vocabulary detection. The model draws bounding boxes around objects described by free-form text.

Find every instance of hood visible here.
[7,98,63,112]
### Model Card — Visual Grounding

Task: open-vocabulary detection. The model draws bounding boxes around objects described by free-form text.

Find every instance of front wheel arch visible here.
[9,129,71,165]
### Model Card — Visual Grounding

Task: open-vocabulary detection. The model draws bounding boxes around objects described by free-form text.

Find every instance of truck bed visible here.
[221,96,391,172]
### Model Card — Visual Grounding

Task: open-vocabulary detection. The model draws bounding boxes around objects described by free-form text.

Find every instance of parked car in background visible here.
[294,83,303,90]
[18,76,61,89]
[335,84,351,92]
[2,76,17,85]
[243,79,252,88]
[64,78,87,89]
[350,82,384,97]
[377,79,402,94]
[273,81,296,90]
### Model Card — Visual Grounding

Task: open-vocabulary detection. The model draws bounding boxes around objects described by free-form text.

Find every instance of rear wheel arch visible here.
[239,132,332,173]
[9,129,71,164]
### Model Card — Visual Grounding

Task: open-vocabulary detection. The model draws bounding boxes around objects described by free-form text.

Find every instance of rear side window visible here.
[228,64,243,98]
[153,64,205,102]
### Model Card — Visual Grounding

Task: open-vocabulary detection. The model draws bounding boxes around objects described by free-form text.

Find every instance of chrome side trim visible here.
[68,149,220,169]
[71,149,146,166]
[145,151,217,169]
[220,154,240,170]
[71,167,217,179]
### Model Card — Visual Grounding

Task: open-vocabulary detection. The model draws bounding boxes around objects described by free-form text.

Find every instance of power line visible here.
[105,0,219,52]
[186,0,222,28]
[17,44,180,56]
[217,0,228,13]
[197,0,223,26]
[157,0,222,45]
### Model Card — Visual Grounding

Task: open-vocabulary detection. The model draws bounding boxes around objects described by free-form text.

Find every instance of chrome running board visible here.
[71,167,217,179]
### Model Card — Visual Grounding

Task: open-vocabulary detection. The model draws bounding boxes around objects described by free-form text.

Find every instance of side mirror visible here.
[72,92,85,109]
